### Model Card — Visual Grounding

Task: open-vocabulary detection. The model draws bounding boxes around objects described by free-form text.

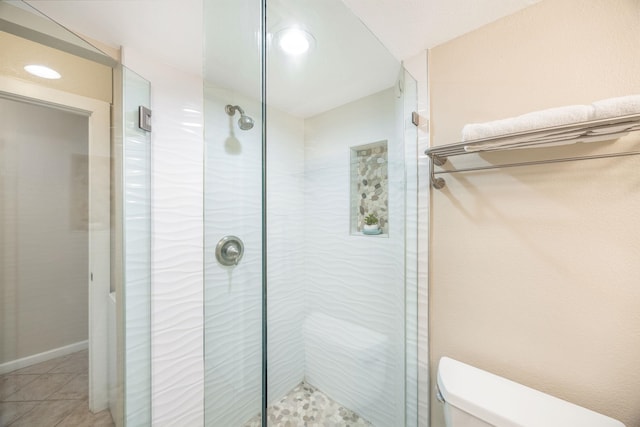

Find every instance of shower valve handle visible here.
[224,244,240,262]
[215,235,244,266]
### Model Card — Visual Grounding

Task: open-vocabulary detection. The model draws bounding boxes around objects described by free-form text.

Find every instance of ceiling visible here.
[341,0,541,60]
[22,0,540,117]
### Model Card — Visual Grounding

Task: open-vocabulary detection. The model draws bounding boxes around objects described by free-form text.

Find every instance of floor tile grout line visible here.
[1,351,101,427]
[48,372,84,400]
[52,398,88,427]
[2,372,80,403]
[0,374,40,401]
[5,400,40,427]
[7,398,86,427]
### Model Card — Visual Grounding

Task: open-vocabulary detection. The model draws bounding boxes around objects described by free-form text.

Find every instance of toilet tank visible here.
[437,357,625,427]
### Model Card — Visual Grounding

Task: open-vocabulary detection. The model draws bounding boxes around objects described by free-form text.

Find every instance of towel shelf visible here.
[425,113,640,189]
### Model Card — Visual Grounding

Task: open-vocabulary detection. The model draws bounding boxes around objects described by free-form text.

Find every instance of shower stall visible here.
[203,0,419,425]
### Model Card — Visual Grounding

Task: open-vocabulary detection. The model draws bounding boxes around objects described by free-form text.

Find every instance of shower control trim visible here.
[215,235,244,266]
[138,106,152,132]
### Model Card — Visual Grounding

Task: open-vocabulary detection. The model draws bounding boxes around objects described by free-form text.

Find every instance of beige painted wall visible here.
[428,0,640,426]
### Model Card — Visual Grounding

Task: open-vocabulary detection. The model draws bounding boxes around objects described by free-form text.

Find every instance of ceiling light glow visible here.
[24,65,61,79]
[277,28,315,55]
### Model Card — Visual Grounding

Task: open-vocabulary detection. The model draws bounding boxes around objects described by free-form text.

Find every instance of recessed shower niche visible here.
[350,140,389,235]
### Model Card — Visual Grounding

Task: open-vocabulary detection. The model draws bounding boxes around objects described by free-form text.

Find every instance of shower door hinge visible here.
[411,111,419,127]
[139,106,152,132]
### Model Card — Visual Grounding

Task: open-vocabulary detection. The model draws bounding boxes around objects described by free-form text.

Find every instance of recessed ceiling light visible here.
[24,64,61,79]
[276,28,315,56]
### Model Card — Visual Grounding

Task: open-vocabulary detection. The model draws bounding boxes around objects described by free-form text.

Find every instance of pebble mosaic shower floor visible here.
[243,381,373,427]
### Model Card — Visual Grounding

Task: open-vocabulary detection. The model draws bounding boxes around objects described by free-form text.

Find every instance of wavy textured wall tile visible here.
[203,88,308,425]
[202,83,419,427]
[204,87,264,426]
[123,48,205,427]
[303,88,407,427]
[264,107,307,404]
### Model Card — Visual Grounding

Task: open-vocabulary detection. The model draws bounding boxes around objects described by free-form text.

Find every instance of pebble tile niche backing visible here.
[351,141,388,234]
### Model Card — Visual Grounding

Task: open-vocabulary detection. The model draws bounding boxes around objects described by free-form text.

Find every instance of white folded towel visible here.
[463,133,582,152]
[461,104,594,142]
[591,94,640,120]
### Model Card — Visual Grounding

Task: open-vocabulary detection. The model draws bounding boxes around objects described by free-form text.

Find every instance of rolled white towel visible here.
[591,94,640,120]
[462,104,594,142]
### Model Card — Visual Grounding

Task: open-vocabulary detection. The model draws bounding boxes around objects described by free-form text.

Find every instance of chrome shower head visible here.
[237,114,254,130]
[225,104,254,130]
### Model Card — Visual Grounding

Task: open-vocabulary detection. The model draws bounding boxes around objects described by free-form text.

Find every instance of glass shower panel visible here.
[403,69,419,427]
[203,0,418,425]
[265,0,418,425]
[116,65,152,426]
[203,0,264,425]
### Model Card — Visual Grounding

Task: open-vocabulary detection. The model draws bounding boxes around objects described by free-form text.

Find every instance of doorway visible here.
[0,77,111,425]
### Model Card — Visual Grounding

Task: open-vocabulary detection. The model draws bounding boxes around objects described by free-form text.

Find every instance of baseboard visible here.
[0,340,88,375]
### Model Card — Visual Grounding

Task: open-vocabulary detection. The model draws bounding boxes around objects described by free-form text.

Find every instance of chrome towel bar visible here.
[426,113,640,189]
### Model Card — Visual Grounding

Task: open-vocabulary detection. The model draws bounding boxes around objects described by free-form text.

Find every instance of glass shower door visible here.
[203,0,418,426]
[263,1,418,425]
[115,65,152,426]
[203,0,264,425]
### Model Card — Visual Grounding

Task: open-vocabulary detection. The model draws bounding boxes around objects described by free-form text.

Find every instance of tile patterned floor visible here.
[244,382,373,427]
[0,350,114,427]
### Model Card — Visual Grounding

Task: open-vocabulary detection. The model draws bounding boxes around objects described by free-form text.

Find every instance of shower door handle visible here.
[215,235,244,266]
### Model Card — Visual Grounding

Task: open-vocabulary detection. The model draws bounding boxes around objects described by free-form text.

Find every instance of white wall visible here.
[303,87,406,426]
[0,97,88,364]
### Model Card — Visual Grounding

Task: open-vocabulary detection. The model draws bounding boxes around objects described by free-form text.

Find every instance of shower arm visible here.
[225,105,245,116]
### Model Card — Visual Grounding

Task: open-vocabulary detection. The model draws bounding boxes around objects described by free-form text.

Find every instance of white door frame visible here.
[0,75,111,412]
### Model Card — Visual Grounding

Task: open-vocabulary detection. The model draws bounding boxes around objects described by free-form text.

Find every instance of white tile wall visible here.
[264,106,307,402]
[303,87,407,426]
[203,86,307,425]
[203,86,263,426]
[122,48,205,427]
[120,49,427,427]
